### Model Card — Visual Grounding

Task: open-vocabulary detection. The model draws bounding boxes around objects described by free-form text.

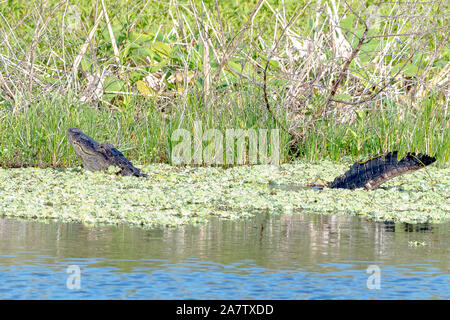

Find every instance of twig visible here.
[71,10,104,86]
[0,71,15,102]
[100,0,120,67]
[263,2,311,143]
[296,1,371,139]
[214,0,226,49]
[118,0,151,52]
[330,28,435,106]
[214,0,264,81]
[324,0,369,109]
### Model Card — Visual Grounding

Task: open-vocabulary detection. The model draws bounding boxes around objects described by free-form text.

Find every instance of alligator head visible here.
[67,128,147,177]
[67,127,111,172]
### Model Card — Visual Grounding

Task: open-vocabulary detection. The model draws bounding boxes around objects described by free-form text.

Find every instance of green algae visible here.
[0,161,448,228]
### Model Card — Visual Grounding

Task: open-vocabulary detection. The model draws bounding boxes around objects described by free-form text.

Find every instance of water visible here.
[0,214,448,299]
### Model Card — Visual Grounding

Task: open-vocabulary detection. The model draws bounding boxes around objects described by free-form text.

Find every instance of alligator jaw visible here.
[327,151,436,190]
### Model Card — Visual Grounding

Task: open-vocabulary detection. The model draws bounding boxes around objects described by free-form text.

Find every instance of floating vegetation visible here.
[0,161,448,228]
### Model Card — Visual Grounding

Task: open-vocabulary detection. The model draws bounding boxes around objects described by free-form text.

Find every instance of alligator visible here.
[67,127,147,177]
[68,128,435,189]
[327,151,436,190]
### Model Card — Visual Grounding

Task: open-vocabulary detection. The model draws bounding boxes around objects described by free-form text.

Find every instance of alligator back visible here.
[98,143,147,177]
[328,151,436,190]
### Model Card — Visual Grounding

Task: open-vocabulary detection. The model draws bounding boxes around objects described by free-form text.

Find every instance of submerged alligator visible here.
[67,128,147,177]
[67,128,435,189]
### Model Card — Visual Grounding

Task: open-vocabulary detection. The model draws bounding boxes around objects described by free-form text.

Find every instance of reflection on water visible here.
[0,214,448,299]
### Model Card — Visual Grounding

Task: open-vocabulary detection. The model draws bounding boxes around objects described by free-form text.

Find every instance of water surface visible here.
[0,214,448,299]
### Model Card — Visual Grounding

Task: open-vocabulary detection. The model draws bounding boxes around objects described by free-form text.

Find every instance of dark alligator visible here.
[68,128,435,189]
[327,151,436,190]
[67,128,147,177]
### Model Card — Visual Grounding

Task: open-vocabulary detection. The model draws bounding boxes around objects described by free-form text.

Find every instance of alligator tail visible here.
[328,151,436,190]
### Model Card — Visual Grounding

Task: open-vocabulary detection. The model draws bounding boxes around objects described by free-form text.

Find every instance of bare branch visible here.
[263,2,312,142]
[214,0,264,81]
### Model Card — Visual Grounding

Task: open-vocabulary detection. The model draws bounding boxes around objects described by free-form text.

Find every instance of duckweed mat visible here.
[0,162,448,228]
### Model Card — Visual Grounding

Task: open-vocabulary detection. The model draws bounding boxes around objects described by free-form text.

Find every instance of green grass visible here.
[0,91,447,168]
[299,96,449,163]
[0,90,290,167]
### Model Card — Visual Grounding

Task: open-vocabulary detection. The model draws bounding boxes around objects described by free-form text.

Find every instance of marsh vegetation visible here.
[0,0,448,167]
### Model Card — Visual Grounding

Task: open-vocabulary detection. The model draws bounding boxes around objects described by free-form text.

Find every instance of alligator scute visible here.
[327,151,436,190]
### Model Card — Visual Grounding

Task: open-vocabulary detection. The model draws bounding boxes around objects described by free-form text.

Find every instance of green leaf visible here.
[403,63,420,77]
[129,71,145,82]
[393,62,420,77]
[341,16,355,31]
[268,59,279,70]
[227,59,241,72]
[129,32,154,43]
[151,41,171,58]
[80,58,94,72]
[101,24,123,42]
[334,93,351,101]
[103,76,126,101]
